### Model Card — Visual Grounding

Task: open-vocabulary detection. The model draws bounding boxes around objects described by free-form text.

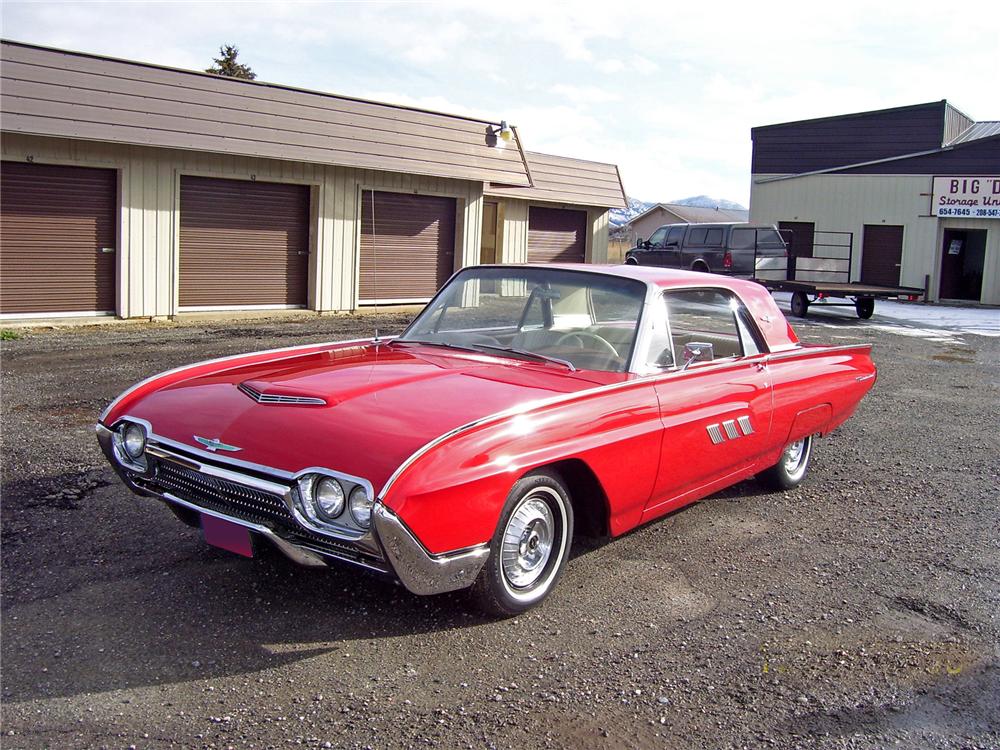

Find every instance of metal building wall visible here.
[749,172,1000,304]
[1,133,485,317]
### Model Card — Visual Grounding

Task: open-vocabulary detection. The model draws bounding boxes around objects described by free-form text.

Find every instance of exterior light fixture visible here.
[490,120,514,146]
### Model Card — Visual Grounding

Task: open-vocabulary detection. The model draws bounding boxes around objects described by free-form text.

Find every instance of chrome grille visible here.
[151,460,380,562]
[238,383,326,405]
[156,460,293,527]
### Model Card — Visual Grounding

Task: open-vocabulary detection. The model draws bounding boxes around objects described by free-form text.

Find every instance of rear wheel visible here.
[472,471,573,617]
[790,291,809,318]
[855,297,875,319]
[760,436,813,490]
[691,261,710,273]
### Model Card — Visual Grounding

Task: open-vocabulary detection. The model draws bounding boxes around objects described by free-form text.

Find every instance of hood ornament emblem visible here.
[194,436,242,453]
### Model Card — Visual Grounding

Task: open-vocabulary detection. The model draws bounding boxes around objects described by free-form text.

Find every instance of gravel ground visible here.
[1,309,998,749]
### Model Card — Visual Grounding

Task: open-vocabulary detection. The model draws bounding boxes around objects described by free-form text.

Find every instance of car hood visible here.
[122,342,618,493]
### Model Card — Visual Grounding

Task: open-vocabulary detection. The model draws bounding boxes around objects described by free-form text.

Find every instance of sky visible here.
[2,0,998,206]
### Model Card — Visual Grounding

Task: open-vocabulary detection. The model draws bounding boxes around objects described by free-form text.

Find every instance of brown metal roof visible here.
[628,203,749,226]
[0,40,531,186]
[485,151,627,208]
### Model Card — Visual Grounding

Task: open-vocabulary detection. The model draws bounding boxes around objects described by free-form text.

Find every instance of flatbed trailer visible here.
[758,279,925,319]
[753,229,924,318]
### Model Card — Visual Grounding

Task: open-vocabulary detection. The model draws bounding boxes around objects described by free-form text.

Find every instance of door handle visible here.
[99,247,116,254]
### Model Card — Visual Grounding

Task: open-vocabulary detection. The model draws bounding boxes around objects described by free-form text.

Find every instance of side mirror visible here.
[681,341,714,370]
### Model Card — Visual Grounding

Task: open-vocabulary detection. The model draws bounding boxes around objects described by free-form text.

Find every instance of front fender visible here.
[380,381,664,554]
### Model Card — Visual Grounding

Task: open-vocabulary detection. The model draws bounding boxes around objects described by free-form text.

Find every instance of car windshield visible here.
[397,267,647,373]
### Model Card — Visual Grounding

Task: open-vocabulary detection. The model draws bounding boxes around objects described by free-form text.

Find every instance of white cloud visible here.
[2,0,998,206]
[549,84,620,105]
[630,55,659,75]
[596,58,625,74]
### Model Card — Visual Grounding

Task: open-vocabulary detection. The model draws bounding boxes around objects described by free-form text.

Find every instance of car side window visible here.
[666,225,686,245]
[730,228,755,250]
[688,227,708,245]
[704,228,724,247]
[661,289,758,366]
[646,227,668,248]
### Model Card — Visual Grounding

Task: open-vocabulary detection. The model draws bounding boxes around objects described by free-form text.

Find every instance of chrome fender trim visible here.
[372,503,489,595]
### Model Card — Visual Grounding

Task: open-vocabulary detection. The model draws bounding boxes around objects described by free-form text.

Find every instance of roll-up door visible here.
[360,191,456,302]
[527,207,587,264]
[1,162,117,315]
[179,176,310,308]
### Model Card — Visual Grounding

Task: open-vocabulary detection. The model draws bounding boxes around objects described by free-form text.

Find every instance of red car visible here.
[98,265,875,615]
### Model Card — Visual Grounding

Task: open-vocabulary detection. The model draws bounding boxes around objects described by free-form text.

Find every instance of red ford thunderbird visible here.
[98,265,875,615]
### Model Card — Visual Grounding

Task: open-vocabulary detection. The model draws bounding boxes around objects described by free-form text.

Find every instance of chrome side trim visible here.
[737,415,754,436]
[856,373,876,382]
[372,503,489,595]
[723,420,740,440]
[99,336,380,422]
[707,424,725,445]
[767,343,872,362]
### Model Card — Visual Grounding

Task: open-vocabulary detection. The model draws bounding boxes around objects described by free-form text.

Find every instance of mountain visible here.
[609,196,654,227]
[609,195,747,228]
[670,195,747,211]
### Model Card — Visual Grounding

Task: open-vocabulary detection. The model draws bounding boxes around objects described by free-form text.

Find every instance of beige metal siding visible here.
[179,176,310,307]
[359,191,456,301]
[1,41,530,187]
[749,172,1000,304]
[0,161,116,314]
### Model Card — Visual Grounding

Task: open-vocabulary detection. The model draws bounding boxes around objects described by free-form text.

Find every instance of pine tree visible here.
[206,45,256,80]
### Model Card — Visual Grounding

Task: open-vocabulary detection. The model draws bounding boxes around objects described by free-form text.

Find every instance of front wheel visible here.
[759,436,813,490]
[624,257,639,266]
[472,471,574,617]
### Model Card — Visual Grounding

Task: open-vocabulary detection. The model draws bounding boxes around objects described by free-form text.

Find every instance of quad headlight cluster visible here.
[296,473,373,530]
[112,421,148,472]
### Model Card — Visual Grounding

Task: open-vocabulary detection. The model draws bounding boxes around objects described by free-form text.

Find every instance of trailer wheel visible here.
[855,298,875,319]
[790,291,809,318]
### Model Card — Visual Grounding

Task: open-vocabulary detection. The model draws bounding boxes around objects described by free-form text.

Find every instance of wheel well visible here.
[691,259,709,272]
[531,459,609,538]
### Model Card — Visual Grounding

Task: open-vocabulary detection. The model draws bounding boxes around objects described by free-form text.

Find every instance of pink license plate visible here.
[201,514,254,558]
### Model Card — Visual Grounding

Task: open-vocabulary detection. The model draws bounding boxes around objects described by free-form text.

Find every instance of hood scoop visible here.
[238,381,327,406]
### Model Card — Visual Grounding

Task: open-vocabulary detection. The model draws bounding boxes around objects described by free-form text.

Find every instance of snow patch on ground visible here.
[770,292,999,344]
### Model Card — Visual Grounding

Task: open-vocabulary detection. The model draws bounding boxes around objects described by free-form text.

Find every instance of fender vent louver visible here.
[238,383,327,406]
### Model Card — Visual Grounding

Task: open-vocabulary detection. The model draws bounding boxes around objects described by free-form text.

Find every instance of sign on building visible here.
[932,177,1000,219]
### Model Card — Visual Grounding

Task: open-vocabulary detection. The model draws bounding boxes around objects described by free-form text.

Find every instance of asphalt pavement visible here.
[1,308,998,749]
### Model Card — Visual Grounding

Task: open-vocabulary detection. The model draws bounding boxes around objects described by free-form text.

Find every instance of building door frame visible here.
[939,228,987,301]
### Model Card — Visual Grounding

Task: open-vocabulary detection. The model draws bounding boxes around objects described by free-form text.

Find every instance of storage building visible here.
[0,40,626,320]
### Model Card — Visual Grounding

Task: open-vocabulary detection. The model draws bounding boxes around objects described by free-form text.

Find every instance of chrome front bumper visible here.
[96,422,488,595]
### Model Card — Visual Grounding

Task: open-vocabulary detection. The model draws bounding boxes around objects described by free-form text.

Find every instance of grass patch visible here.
[1,329,21,341]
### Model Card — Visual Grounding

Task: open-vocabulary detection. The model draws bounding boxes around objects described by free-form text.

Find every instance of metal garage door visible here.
[861,225,904,287]
[527,207,587,264]
[179,176,310,308]
[360,191,456,302]
[1,162,116,316]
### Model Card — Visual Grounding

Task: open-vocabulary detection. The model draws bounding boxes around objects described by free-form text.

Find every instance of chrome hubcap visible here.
[784,439,804,470]
[501,497,555,589]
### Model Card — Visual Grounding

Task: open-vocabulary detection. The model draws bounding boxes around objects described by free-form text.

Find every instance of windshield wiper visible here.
[466,344,577,372]
[391,339,576,371]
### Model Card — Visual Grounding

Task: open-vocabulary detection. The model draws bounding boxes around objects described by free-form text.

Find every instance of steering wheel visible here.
[554,331,619,358]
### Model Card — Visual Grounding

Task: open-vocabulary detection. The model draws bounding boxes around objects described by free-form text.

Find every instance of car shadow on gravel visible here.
[1,472,781,705]
[1,533,499,704]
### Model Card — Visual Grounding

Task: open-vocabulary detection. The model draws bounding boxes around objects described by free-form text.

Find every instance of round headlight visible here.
[122,423,146,459]
[314,476,345,518]
[349,485,373,528]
